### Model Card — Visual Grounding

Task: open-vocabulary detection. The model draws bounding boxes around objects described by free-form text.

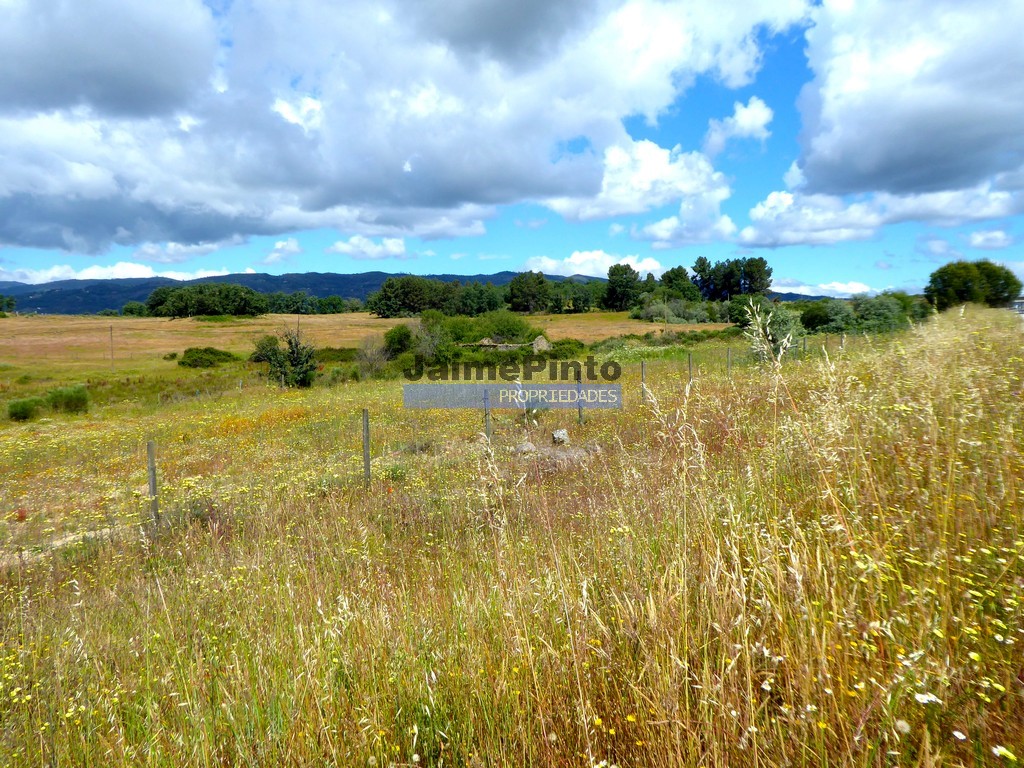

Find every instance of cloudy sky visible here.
[1,0,1022,296]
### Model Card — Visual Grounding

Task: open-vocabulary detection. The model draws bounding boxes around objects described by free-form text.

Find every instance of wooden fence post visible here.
[688,352,693,385]
[483,389,492,440]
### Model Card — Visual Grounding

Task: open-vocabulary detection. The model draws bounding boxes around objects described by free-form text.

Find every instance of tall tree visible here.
[741,257,773,295]
[603,263,642,311]
[692,257,713,299]
[507,271,551,313]
[660,266,700,300]
[925,260,1021,310]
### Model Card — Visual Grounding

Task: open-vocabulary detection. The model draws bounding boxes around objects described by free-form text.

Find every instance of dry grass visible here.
[531,311,730,343]
[1,307,1023,766]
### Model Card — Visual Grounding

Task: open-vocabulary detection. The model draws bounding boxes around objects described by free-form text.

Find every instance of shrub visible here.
[178,347,238,368]
[384,324,414,359]
[249,336,282,364]
[252,330,318,387]
[47,385,89,414]
[547,338,586,359]
[162,352,178,360]
[8,397,46,421]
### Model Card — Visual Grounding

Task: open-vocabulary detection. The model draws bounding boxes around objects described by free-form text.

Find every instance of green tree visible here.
[603,264,641,311]
[801,299,857,334]
[852,295,908,333]
[660,266,701,301]
[507,271,551,313]
[741,257,773,295]
[252,330,317,387]
[975,260,1023,307]
[0,295,16,313]
[121,301,148,317]
[925,260,1021,310]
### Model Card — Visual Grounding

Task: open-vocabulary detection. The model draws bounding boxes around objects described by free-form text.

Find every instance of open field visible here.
[1,308,1023,766]
[0,311,677,373]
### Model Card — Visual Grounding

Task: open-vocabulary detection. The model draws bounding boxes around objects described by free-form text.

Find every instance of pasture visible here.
[0,308,1023,766]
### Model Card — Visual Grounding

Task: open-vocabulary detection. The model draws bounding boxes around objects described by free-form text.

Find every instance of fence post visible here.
[483,389,492,441]
[688,351,693,385]
[641,360,646,402]
[727,347,732,378]
[147,441,159,526]
[362,409,371,486]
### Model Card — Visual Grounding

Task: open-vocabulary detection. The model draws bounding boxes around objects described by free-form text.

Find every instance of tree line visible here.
[365,257,774,318]
[134,284,363,318]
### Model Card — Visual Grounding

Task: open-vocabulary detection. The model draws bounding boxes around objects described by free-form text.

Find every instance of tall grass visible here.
[1,308,1023,766]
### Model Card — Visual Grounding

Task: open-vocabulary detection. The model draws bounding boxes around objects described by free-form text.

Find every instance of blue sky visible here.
[1,0,1022,296]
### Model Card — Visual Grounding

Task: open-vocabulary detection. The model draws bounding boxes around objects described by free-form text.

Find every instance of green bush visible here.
[47,385,89,414]
[178,347,238,368]
[162,352,178,360]
[383,324,414,358]
[547,338,586,359]
[8,397,46,421]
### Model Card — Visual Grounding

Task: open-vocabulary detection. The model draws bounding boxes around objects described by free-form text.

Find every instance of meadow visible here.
[0,307,1023,766]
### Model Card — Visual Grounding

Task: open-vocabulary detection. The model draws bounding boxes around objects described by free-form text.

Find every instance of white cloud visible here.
[703,96,773,156]
[133,238,242,264]
[0,262,228,285]
[545,139,732,220]
[797,0,1024,196]
[272,96,324,133]
[0,0,811,253]
[524,249,662,278]
[739,184,1023,247]
[969,229,1014,250]
[262,237,303,265]
[326,235,410,260]
[773,278,875,298]
[916,235,962,260]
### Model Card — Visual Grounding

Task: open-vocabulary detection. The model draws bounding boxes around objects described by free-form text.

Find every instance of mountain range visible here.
[0,271,817,315]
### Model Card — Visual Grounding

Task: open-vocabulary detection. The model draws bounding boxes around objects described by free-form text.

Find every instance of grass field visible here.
[0,311,673,372]
[1,308,1023,766]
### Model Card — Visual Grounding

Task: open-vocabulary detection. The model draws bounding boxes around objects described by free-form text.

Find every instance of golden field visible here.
[0,308,1022,766]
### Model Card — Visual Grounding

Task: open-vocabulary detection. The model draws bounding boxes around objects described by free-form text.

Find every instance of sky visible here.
[1,0,1023,297]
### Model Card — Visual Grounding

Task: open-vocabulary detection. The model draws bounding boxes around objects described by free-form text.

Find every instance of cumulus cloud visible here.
[262,237,303,265]
[326,235,410,260]
[703,96,773,156]
[739,184,1023,247]
[0,0,810,254]
[969,229,1014,250]
[0,262,228,285]
[524,249,662,278]
[0,0,217,116]
[546,139,732,220]
[796,0,1024,196]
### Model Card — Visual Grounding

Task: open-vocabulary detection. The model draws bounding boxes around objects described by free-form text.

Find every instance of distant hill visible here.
[769,291,829,302]
[0,271,597,315]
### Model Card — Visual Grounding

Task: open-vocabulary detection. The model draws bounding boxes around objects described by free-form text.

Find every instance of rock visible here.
[552,429,570,445]
[512,441,537,455]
